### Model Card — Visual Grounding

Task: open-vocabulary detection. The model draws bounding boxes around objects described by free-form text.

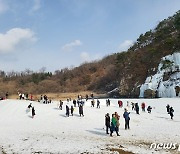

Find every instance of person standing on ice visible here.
[5,92,9,99]
[141,102,146,112]
[169,107,174,120]
[30,94,33,101]
[59,100,63,110]
[118,100,123,108]
[66,105,70,117]
[91,100,95,107]
[166,104,170,114]
[105,113,110,134]
[123,108,130,130]
[114,112,120,133]
[135,103,139,114]
[110,114,120,136]
[85,94,88,101]
[106,99,110,106]
[79,104,84,116]
[32,107,35,118]
[70,105,74,116]
[147,106,152,113]
[73,99,76,107]
[131,102,135,110]
[97,99,100,108]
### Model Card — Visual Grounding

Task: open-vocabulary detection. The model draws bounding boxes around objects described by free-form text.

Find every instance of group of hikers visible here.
[91,99,100,108]
[65,103,84,117]
[118,101,153,115]
[39,95,52,104]
[18,92,33,100]
[105,108,130,137]
[58,96,86,117]
[23,93,176,137]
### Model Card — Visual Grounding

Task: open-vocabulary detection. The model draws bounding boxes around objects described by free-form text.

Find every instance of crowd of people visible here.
[17,93,176,136]
[18,92,33,101]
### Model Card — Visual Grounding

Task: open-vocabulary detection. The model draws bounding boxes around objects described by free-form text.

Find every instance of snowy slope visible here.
[140,52,180,98]
[0,98,180,154]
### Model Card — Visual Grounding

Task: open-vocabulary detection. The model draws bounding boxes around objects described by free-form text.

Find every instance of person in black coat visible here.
[147,106,152,113]
[79,104,84,116]
[59,100,63,110]
[73,99,76,107]
[28,103,32,109]
[105,113,110,134]
[135,103,139,114]
[166,104,170,114]
[71,106,74,116]
[169,107,174,120]
[32,107,35,118]
[97,99,100,108]
[5,92,9,99]
[123,108,130,130]
[66,105,70,117]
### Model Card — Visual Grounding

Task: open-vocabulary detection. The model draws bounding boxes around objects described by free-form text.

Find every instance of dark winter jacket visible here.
[32,107,35,116]
[105,115,110,127]
[79,105,83,115]
[123,111,130,120]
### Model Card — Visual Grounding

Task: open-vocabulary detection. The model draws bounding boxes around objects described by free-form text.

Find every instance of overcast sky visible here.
[0,0,180,72]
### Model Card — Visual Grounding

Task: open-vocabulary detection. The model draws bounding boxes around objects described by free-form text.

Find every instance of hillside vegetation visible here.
[0,11,180,98]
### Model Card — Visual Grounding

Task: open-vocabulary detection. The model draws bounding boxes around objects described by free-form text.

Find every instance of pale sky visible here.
[0,0,180,72]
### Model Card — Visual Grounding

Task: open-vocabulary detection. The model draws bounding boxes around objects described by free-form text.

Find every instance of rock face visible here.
[139,52,180,98]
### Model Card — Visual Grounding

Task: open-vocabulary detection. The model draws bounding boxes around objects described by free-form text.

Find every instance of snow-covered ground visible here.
[0,98,180,154]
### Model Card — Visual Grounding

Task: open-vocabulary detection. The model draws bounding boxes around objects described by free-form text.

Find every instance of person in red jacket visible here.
[30,94,33,101]
[118,100,123,108]
[141,102,146,112]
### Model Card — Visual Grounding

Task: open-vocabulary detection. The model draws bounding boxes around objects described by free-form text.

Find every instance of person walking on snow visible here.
[32,107,35,118]
[73,99,76,107]
[110,114,120,136]
[123,108,130,129]
[131,102,135,110]
[141,102,146,112]
[118,100,123,108]
[71,105,74,116]
[66,105,70,117]
[135,103,139,114]
[91,100,95,107]
[5,92,9,99]
[115,112,120,134]
[59,100,63,110]
[166,104,170,114]
[147,106,152,113]
[97,99,100,108]
[105,113,110,134]
[106,99,110,106]
[79,104,84,116]
[169,107,174,120]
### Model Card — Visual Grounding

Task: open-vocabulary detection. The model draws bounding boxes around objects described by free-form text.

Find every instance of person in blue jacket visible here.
[123,108,130,130]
